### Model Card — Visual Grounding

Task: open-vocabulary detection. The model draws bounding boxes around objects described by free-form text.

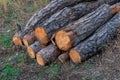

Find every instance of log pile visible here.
[13,0,120,66]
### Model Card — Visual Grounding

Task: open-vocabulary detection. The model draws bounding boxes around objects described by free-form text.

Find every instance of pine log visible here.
[35,1,100,45]
[27,41,45,59]
[58,52,69,63]
[98,0,119,5]
[13,0,84,46]
[55,3,120,51]
[35,0,119,45]
[13,30,23,46]
[23,31,35,47]
[36,44,61,66]
[69,12,120,63]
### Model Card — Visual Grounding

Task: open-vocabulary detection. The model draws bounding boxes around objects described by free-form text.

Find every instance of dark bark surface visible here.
[28,41,42,54]
[24,0,84,34]
[36,44,61,66]
[13,0,84,45]
[98,0,119,5]
[27,41,45,59]
[58,52,69,63]
[72,12,120,61]
[37,0,119,40]
[64,4,113,47]
[40,1,101,39]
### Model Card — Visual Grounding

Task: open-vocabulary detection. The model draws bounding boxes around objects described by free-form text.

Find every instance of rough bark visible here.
[35,1,101,45]
[27,41,45,59]
[35,0,119,45]
[58,52,69,63]
[23,31,35,47]
[69,12,120,63]
[55,3,120,51]
[13,0,84,46]
[36,44,61,66]
[98,0,119,5]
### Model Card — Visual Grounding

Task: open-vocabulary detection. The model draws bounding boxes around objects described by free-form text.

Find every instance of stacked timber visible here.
[69,12,120,63]
[12,0,120,66]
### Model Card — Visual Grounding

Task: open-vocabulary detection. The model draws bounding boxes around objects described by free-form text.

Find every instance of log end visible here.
[36,53,45,66]
[35,27,48,45]
[69,49,81,63]
[23,38,29,47]
[23,34,35,47]
[55,30,71,51]
[27,47,36,59]
[13,36,22,46]
[111,3,120,13]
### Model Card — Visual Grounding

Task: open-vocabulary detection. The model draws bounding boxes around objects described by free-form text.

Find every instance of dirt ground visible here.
[0,0,120,80]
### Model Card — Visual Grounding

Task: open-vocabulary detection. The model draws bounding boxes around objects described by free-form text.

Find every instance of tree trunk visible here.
[35,1,100,45]
[98,0,119,5]
[55,3,120,51]
[69,12,120,63]
[58,52,69,63]
[36,44,61,66]
[27,41,45,59]
[35,0,119,45]
[23,31,35,47]
[13,0,84,46]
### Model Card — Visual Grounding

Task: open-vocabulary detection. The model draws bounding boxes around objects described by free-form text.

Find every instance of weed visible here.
[26,2,34,12]
[0,33,12,48]
[0,10,4,17]
[85,62,93,71]
[49,64,60,78]
[0,63,21,80]
[4,12,17,24]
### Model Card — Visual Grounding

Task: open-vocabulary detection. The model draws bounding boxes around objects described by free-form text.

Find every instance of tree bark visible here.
[98,0,119,5]
[35,0,119,45]
[55,3,120,51]
[23,31,35,47]
[36,44,61,66]
[27,41,45,59]
[58,52,69,63]
[69,12,120,63]
[13,0,84,46]
[35,1,101,45]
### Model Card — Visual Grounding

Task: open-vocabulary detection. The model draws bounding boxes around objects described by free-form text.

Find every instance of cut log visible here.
[55,3,120,51]
[27,41,45,59]
[69,12,120,63]
[35,0,119,45]
[13,31,23,46]
[13,0,84,46]
[36,44,61,66]
[58,52,69,63]
[23,31,35,47]
[98,0,119,5]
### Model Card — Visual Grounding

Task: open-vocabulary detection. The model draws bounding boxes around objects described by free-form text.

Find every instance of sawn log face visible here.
[70,12,120,63]
[55,4,114,51]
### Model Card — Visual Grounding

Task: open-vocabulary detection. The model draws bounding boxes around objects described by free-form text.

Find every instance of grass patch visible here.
[0,33,12,49]
[4,12,17,24]
[0,64,21,80]
[45,63,60,78]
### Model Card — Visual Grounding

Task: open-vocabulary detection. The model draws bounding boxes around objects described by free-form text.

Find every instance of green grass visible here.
[4,12,17,24]
[45,63,60,78]
[50,64,60,78]
[0,33,12,49]
[0,64,21,80]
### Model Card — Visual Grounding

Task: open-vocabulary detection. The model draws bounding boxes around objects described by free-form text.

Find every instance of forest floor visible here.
[0,0,120,80]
